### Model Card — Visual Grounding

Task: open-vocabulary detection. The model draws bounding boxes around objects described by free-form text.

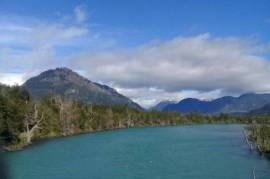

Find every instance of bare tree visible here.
[55,96,74,135]
[126,108,133,127]
[105,106,114,129]
[24,104,43,144]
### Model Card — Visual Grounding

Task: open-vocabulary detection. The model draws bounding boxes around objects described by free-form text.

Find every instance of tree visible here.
[54,96,75,135]
[24,103,43,144]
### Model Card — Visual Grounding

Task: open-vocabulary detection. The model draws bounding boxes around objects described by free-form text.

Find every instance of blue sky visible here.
[0,0,270,107]
[1,0,270,46]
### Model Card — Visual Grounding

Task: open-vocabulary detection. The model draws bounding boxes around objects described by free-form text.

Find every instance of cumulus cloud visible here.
[71,33,270,106]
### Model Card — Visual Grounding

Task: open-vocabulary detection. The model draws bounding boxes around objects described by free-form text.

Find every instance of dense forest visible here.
[0,84,270,151]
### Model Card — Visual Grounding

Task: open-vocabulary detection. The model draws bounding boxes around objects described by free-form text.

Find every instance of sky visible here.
[0,0,270,108]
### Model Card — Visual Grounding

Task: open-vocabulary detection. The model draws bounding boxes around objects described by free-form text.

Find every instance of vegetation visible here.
[1,84,270,151]
[247,124,270,153]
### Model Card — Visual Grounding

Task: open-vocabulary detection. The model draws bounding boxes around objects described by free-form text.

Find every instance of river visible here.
[4,124,270,179]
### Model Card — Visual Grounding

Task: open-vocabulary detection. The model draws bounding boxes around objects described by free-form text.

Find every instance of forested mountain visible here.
[23,68,142,110]
[163,93,270,114]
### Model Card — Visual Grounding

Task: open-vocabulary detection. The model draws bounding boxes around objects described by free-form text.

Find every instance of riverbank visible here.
[246,124,270,154]
[4,120,251,152]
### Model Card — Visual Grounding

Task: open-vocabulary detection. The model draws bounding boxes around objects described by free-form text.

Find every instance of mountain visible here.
[248,104,270,116]
[219,93,270,113]
[150,100,176,111]
[163,96,235,114]
[23,67,142,109]
[163,93,270,114]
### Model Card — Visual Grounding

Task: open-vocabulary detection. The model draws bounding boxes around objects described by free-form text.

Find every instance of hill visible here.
[23,68,142,109]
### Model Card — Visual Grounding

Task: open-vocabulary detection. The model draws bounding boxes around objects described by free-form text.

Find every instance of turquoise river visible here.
[3,124,270,179]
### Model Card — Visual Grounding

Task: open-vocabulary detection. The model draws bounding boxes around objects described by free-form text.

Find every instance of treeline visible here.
[0,84,268,151]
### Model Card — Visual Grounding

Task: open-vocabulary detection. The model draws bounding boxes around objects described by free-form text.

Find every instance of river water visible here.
[4,124,270,179]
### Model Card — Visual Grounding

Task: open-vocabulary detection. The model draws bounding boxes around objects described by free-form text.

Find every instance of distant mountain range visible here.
[23,68,142,110]
[150,100,177,111]
[162,93,270,115]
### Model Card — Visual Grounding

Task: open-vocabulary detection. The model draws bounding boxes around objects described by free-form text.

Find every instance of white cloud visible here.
[0,24,32,32]
[30,24,88,48]
[0,7,89,75]
[0,73,25,85]
[71,33,270,107]
[0,22,88,48]
[115,87,222,108]
[74,5,87,23]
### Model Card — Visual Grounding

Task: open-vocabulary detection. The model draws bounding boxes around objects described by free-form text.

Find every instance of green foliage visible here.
[0,85,30,144]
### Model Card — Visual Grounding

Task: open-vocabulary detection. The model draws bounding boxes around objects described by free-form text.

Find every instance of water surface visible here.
[4,125,270,179]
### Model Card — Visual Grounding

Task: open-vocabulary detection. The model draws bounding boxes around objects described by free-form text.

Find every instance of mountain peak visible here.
[53,67,76,75]
[23,67,142,110]
[55,67,73,72]
[43,67,75,74]
[40,67,83,79]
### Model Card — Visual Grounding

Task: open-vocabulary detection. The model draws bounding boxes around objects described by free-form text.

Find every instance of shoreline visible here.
[245,124,270,155]
[4,122,247,152]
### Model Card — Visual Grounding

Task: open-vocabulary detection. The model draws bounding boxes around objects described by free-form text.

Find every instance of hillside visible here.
[23,68,142,110]
[220,93,270,113]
